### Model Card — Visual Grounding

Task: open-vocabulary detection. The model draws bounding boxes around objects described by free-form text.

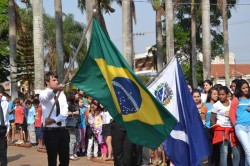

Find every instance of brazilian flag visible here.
[71,19,177,149]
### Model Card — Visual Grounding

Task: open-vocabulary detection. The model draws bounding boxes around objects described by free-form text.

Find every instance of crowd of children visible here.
[4,78,250,166]
[6,89,114,163]
[191,79,250,166]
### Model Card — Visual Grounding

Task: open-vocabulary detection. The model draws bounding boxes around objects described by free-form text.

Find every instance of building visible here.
[134,50,250,85]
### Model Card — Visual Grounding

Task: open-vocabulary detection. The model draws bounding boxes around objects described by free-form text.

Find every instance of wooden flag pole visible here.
[48,9,97,119]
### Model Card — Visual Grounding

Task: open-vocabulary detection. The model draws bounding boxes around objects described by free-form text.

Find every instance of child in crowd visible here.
[33,99,43,149]
[20,97,28,142]
[79,97,87,156]
[86,100,99,159]
[101,108,113,161]
[230,79,250,165]
[94,105,106,160]
[201,80,213,104]
[7,94,15,143]
[192,89,203,115]
[25,100,37,146]
[210,86,240,166]
[201,87,219,165]
[14,98,24,144]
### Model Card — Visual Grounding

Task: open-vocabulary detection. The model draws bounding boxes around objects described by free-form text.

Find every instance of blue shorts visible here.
[36,127,43,139]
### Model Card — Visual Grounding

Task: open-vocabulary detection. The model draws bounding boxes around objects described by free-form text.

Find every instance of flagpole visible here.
[47,10,97,119]
[145,56,176,87]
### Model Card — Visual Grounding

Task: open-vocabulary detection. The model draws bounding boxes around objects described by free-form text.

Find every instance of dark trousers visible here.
[43,129,69,166]
[0,128,7,166]
[111,122,134,166]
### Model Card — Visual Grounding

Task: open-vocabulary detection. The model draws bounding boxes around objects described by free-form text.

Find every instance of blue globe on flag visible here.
[112,77,142,115]
[154,83,168,104]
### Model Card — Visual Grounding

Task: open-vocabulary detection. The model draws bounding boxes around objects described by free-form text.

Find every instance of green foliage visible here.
[0,0,9,82]
[136,75,152,85]
[181,60,204,86]
[15,8,34,94]
[44,13,87,70]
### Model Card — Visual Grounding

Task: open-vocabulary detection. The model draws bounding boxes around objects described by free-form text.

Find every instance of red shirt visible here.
[15,105,24,124]
[35,107,42,127]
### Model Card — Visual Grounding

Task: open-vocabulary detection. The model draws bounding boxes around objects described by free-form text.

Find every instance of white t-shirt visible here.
[212,100,232,127]
[201,93,207,104]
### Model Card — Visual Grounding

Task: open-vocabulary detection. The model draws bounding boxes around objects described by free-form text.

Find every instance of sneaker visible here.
[73,154,80,159]
[15,140,20,144]
[87,156,91,160]
[69,155,78,160]
[18,140,24,144]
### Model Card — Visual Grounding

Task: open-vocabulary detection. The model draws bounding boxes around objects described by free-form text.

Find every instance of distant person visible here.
[229,79,250,165]
[201,80,213,104]
[25,100,37,146]
[0,87,10,166]
[14,98,25,145]
[39,71,69,166]
[33,99,44,149]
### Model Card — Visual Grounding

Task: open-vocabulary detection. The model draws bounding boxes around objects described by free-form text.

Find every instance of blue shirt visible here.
[204,103,213,128]
[8,101,15,121]
[27,105,36,124]
[236,97,250,126]
[79,107,86,129]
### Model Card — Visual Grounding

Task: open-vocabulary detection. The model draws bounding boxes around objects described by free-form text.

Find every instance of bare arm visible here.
[210,112,217,126]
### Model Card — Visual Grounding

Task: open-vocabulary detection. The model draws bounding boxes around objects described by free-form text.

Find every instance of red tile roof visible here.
[211,64,250,77]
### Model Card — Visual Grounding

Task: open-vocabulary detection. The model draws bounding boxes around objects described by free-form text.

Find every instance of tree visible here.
[77,0,115,37]
[8,0,18,99]
[0,0,10,82]
[55,0,64,82]
[44,14,87,70]
[16,8,34,97]
[151,0,164,72]
[16,31,34,97]
[218,0,230,87]
[122,0,133,68]
[202,0,211,80]
[33,0,44,94]
[191,0,197,88]
[165,0,174,63]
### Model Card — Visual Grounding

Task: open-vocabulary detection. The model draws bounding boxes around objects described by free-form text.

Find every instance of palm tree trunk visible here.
[191,0,197,88]
[55,0,64,83]
[122,0,133,68]
[86,0,94,47]
[8,0,18,99]
[222,0,229,87]
[156,9,163,71]
[202,0,211,80]
[33,0,44,94]
[165,0,174,63]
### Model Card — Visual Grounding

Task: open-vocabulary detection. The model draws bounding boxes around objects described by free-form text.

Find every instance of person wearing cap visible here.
[39,71,69,166]
[0,86,10,166]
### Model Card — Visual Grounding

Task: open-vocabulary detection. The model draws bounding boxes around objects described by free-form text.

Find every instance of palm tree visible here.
[152,0,164,72]
[44,14,87,71]
[8,0,18,99]
[165,0,174,63]
[202,0,211,80]
[33,0,44,94]
[122,0,133,68]
[77,0,115,38]
[54,0,64,83]
[191,0,197,88]
[85,0,94,47]
[219,0,230,87]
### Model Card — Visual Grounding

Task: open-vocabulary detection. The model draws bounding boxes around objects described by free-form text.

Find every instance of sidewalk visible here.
[8,145,112,166]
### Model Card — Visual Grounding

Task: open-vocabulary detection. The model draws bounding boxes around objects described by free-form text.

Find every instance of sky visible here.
[19,0,250,64]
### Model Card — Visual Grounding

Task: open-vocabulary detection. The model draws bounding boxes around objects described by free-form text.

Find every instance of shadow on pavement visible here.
[8,154,25,162]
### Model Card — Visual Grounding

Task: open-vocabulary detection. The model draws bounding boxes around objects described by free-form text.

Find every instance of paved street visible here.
[7,145,113,166]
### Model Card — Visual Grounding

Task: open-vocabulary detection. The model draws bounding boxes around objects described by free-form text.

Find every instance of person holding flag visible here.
[71,18,177,151]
